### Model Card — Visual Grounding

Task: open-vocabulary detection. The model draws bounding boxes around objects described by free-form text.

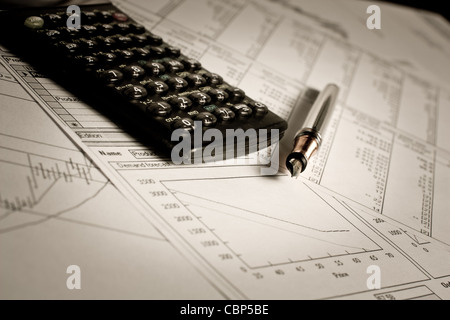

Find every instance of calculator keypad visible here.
[4,3,287,154]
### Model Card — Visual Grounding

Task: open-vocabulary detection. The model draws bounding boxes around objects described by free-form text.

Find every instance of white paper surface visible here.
[1,0,450,299]
[0,60,223,299]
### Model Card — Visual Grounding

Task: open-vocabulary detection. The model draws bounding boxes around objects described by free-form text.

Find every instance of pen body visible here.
[299,83,339,139]
[286,83,339,176]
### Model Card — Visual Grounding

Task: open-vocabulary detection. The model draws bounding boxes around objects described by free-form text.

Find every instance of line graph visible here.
[163,176,382,268]
[0,136,109,233]
[0,133,163,239]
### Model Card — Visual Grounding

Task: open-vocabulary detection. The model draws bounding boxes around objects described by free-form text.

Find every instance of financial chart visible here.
[1,0,450,299]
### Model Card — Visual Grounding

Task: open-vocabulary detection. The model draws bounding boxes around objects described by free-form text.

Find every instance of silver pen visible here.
[285,83,339,177]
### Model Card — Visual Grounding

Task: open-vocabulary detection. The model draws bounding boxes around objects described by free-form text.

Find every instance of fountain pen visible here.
[286,83,339,177]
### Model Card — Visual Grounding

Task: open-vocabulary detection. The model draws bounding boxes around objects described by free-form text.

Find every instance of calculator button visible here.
[169,97,192,111]
[80,25,98,36]
[115,22,131,34]
[214,107,235,121]
[172,118,195,132]
[77,55,98,69]
[130,23,145,34]
[99,52,117,64]
[44,14,63,26]
[123,65,146,79]
[181,58,201,71]
[115,35,133,47]
[164,60,184,73]
[117,49,134,60]
[202,72,223,85]
[231,104,252,117]
[97,23,114,34]
[148,102,172,117]
[190,92,211,106]
[185,74,206,88]
[195,112,217,127]
[144,62,166,76]
[167,77,189,92]
[64,27,82,38]
[131,33,148,45]
[132,47,150,59]
[146,81,169,95]
[97,11,113,23]
[123,85,147,100]
[229,87,246,103]
[97,36,116,48]
[82,11,98,23]
[165,46,181,57]
[112,12,128,22]
[147,33,163,45]
[101,69,123,84]
[24,16,44,29]
[79,38,98,50]
[249,101,268,116]
[45,30,61,40]
[149,46,166,58]
[207,88,228,102]
[61,42,79,54]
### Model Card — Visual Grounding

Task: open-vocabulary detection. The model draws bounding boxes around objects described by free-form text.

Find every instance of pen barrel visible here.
[284,87,320,143]
[285,84,339,176]
[301,83,339,133]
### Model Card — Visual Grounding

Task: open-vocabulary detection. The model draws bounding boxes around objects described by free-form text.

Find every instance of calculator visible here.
[0,3,287,161]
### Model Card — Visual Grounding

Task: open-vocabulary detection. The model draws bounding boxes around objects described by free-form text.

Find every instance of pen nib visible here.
[287,158,303,178]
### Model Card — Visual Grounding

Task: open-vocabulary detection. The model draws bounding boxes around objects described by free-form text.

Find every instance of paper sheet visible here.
[276,0,450,88]
[1,0,450,299]
[0,60,223,299]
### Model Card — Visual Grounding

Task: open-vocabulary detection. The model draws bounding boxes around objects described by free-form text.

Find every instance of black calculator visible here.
[0,3,287,161]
